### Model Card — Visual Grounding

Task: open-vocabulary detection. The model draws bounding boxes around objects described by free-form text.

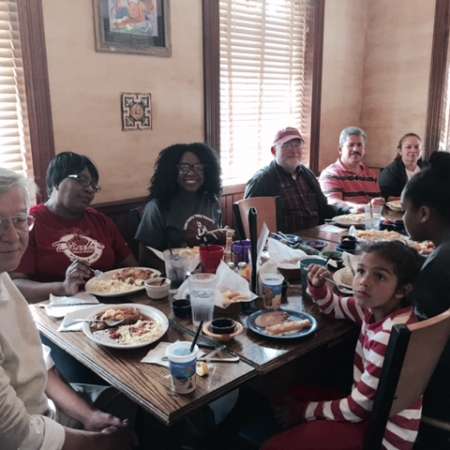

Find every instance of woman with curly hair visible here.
[136,143,223,252]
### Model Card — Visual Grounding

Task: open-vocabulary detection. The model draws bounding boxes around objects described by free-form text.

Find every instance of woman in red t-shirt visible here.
[12,152,137,302]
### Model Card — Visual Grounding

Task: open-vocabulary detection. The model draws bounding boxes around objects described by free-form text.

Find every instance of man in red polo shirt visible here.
[245,127,348,233]
[319,127,383,212]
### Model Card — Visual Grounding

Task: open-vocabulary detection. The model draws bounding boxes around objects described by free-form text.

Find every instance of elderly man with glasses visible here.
[245,127,348,233]
[0,168,136,450]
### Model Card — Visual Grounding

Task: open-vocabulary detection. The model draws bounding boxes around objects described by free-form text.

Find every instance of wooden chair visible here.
[233,196,278,239]
[363,308,450,450]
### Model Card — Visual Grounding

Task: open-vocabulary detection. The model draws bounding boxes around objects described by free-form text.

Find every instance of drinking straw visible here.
[190,320,204,353]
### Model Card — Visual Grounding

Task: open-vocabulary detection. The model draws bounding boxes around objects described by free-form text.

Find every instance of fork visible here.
[323,277,352,292]
[64,318,125,328]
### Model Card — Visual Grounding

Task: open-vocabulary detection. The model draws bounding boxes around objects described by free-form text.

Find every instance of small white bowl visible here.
[144,278,170,300]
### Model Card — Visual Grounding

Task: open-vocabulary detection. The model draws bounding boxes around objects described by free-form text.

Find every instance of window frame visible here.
[202,0,325,178]
[16,0,55,199]
[425,0,450,158]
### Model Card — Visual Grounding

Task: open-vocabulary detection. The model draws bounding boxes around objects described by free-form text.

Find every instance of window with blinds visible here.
[0,0,32,176]
[219,0,312,185]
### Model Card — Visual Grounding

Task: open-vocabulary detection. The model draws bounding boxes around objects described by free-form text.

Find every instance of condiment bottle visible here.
[223,229,234,263]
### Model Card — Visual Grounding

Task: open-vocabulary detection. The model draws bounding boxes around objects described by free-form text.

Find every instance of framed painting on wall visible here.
[93,0,171,56]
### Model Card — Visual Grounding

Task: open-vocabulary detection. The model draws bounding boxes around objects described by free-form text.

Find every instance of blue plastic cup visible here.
[166,341,198,394]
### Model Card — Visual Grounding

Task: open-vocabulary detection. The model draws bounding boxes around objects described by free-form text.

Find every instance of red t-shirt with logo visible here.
[17,204,131,282]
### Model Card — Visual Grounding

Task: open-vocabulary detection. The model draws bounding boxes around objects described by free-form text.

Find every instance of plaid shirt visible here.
[274,164,320,232]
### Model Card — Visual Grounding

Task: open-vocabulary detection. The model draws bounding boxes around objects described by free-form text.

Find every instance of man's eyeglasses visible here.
[67,174,101,192]
[0,213,35,235]
[177,163,205,174]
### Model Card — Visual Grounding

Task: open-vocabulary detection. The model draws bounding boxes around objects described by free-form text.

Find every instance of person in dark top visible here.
[245,127,349,233]
[380,133,423,199]
[401,151,450,450]
[136,143,223,255]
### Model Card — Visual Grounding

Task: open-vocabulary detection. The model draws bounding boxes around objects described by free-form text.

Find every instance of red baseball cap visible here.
[272,127,304,148]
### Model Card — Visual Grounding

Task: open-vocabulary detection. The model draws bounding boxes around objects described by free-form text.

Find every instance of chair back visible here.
[363,308,450,450]
[233,196,278,239]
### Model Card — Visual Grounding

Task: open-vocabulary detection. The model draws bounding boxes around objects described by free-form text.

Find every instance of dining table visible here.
[31,224,357,426]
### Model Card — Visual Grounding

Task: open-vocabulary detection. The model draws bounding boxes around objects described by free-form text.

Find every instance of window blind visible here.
[0,0,32,176]
[219,0,312,185]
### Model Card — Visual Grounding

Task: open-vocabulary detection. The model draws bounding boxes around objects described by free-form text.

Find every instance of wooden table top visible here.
[32,225,357,424]
[32,301,255,426]
[180,295,355,373]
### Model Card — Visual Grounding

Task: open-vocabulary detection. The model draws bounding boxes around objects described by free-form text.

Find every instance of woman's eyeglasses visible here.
[67,174,101,192]
[177,163,205,174]
[0,213,35,235]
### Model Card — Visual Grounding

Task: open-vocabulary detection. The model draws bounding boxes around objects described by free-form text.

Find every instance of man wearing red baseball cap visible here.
[245,127,349,232]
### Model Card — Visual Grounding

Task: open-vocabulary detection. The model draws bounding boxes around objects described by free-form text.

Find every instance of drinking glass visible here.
[364,203,382,230]
[189,273,216,325]
[163,250,190,291]
[199,245,224,273]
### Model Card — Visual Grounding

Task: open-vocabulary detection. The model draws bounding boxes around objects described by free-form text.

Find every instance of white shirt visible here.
[0,272,65,450]
[406,165,421,179]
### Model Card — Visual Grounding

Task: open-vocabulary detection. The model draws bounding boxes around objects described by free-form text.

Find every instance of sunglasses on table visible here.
[0,213,35,235]
[67,174,101,192]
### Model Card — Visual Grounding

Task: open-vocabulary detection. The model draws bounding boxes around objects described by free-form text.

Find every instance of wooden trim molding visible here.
[202,0,220,152]
[17,0,55,199]
[425,0,450,159]
[308,0,325,175]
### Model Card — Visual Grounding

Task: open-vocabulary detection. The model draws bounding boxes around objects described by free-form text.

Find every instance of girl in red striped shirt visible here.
[263,241,423,450]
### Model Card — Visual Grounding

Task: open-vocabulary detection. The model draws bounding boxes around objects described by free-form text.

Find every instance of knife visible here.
[198,356,240,363]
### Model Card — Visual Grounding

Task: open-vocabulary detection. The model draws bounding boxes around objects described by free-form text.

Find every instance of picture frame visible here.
[121,92,152,130]
[93,0,171,57]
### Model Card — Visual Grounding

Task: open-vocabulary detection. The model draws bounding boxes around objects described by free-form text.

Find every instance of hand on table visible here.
[307,264,332,289]
[63,259,93,295]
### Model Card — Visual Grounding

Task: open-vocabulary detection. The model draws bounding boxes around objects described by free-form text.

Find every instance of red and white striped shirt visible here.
[307,284,422,450]
[319,159,380,208]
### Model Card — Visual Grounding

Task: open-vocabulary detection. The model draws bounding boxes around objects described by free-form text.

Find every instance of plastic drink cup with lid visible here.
[166,341,199,394]
[261,273,284,309]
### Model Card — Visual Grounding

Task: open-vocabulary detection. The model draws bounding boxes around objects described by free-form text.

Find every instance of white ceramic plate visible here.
[333,267,354,294]
[332,213,367,227]
[85,267,161,297]
[386,200,403,211]
[82,303,168,349]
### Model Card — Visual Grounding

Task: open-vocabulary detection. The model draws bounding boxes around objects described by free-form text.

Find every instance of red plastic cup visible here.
[200,245,224,273]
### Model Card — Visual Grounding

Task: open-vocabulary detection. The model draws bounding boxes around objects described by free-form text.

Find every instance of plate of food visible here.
[332,213,367,227]
[386,200,403,211]
[220,289,253,305]
[85,267,161,297]
[333,267,354,294]
[82,304,168,349]
[355,230,434,255]
[247,309,317,340]
[356,229,405,242]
